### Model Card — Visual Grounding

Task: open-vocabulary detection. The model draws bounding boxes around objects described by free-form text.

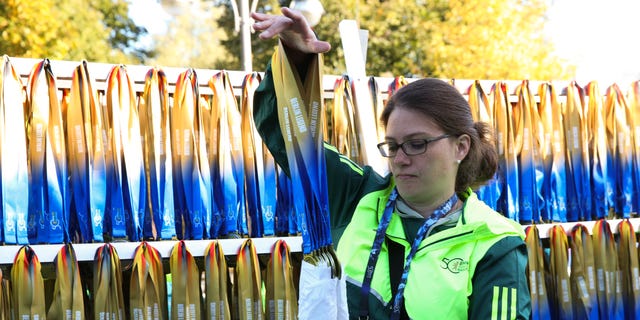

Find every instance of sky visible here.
[545,0,640,85]
[129,0,640,84]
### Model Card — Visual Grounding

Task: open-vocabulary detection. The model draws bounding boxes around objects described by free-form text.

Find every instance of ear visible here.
[455,134,471,161]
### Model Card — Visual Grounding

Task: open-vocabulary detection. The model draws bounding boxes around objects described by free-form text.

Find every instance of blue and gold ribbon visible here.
[570,224,598,319]
[491,82,519,221]
[204,240,231,319]
[564,82,591,221]
[48,243,85,319]
[549,225,573,318]
[330,75,362,164]
[26,58,68,243]
[266,239,298,319]
[604,84,633,217]
[592,219,623,318]
[93,243,125,318]
[524,225,550,319]
[0,55,29,244]
[11,245,46,318]
[271,41,334,259]
[235,239,264,319]
[627,82,640,214]
[172,69,211,240]
[585,81,609,219]
[140,67,176,240]
[67,61,107,242]
[105,65,146,240]
[468,81,499,210]
[170,240,201,319]
[241,72,277,237]
[537,82,566,222]
[209,71,246,237]
[617,219,640,318]
[130,241,167,319]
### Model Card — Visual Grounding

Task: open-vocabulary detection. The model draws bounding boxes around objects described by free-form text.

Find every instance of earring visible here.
[456,159,461,164]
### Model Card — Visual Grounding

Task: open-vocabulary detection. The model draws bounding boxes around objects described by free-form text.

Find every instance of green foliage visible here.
[310,0,574,80]
[0,0,149,64]
[217,0,283,72]
[213,0,573,80]
[93,0,154,63]
[149,1,230,69]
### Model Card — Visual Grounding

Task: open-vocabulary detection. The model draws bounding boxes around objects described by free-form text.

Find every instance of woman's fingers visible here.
[250,8,331,54]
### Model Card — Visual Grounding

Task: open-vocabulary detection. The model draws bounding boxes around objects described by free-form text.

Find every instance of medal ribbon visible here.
[537,82,567,222]
[0,268,10,317]
[359,189,457,319]
[0,55,29,244]
[563,82,590,221]
[514,80,543,223]
[93,243,125,319]
[209,71,245,237]
[330,76,362,163]
[604,84,633,217]
[140,67,176,240]
[275,167,295,235]
[369,76,385,147]
[491,82,519,221]
[524,225,550,319]
[241,72,277,237]
[266,239,298,319]
[627,81,640,214]
[26,58,68,243]
[271,41,333,258]
[387,76,408,96]
[592,219,623,318]
[569,224,598,319]
[170,240,201,319]
[11,245,46,318]
[549,225,573,318]
[67,61,107,242]
[468,81,499,210]
[105,65,146,240]
[172,69,211,239]
[204,240,232,319]
[130,241,167,319]
[235,239,263,320]
[585,81,609,219]
[617,219,640,318]
[48,243,85,319]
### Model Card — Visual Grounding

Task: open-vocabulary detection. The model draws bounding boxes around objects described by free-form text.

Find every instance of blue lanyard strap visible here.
[359,189,458,319]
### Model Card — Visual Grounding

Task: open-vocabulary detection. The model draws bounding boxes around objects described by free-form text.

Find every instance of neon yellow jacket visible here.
[338,186,530,319]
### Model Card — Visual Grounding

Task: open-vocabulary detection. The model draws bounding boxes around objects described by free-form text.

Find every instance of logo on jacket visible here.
[440,257,468,273]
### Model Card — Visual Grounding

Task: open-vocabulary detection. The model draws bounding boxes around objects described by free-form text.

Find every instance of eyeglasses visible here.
[377,134,451,157]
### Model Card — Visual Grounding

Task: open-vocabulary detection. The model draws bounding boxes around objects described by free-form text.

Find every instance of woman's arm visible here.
[252,9,385,244]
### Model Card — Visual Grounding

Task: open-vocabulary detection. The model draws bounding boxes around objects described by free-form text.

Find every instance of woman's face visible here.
[385,106,467,212]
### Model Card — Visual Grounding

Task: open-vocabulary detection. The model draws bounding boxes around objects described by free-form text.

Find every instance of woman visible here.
[252,8,531,319]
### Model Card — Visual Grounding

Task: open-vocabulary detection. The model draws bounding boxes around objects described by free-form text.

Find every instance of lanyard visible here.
[360,188,458,319]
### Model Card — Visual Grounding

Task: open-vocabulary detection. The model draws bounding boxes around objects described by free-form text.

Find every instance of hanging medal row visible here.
[0,238,298,319]
[525,218,640,319]
[0,55,295,245]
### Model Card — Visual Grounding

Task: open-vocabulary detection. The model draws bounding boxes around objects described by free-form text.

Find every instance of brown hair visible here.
[380,78,498,195]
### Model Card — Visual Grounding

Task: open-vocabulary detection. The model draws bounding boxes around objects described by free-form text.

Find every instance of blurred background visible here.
[1,0,638,83]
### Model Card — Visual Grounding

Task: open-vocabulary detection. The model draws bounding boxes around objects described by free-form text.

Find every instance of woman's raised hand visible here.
[251,7,331,55]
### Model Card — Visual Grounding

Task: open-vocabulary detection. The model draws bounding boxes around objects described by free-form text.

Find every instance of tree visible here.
[93,0,155,63]
[216,0,284,72]
[313,0,574,80]
[149,0,230,69]
[0,0,149,64]
[210,0,573,80]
